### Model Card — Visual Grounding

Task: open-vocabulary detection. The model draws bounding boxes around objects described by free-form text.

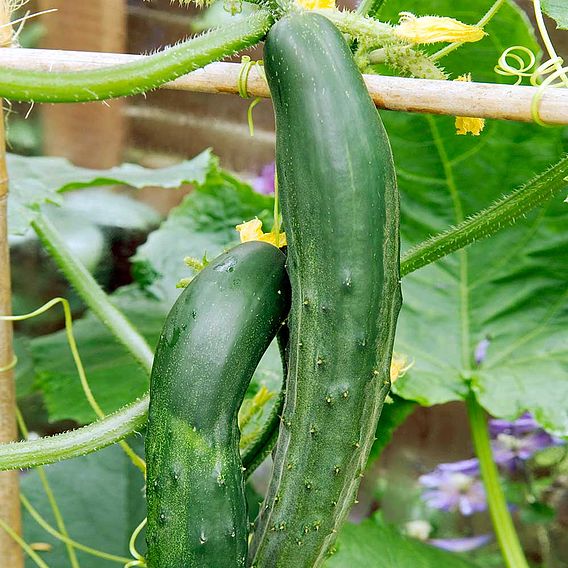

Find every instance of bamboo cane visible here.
[0,49,567,124]
[0,7,23,567]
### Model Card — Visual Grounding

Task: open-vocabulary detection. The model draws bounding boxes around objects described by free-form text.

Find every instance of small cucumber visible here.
[250,13,402,567]
[146,241,290,568]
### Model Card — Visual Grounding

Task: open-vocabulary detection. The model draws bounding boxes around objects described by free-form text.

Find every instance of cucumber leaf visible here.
[7,149,214,235]
[541,0,568,29]
[326,519,478,568]
[22,444,146,568]
[29,171,278,424]
[368,397,417,465]
[381,0,568,434]
[132,170,274,303]
[31,288,167,424]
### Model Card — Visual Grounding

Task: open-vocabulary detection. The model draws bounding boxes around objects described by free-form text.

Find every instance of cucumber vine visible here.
[0,0,565,566]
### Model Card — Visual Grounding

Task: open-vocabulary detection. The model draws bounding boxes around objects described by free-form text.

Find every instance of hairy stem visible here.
[32,215,154,372]
[314,9,393,45]
[467,394,529,568]
[401,154,568,276]
[0,10,272,103]
[0,398,148,470]
[0,156,565,471]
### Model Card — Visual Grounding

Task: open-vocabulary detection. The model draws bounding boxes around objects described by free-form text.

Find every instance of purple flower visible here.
[489,413,540,437]
[474,337,491,366]
[429,534,492,552]
[489,413,564,469]
[252,163,276,195]
[419,459,486,516]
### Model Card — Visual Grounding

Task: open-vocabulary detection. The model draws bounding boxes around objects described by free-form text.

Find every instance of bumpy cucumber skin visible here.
[251,13,401,567]
[146,242,290,568]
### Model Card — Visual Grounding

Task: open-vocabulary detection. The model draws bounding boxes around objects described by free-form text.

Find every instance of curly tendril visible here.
[494,46,536,85]
[495,0,568,126]
[495,46,568,126]
[237,55,266,136]
[0,355,17,372]
[125,518,147,568]
[0,298,146,474]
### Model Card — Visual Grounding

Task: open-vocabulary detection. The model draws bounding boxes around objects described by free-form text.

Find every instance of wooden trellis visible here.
[1,48,568,124]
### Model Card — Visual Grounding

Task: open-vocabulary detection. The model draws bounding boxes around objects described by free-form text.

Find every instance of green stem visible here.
[0,10,271,103]
[31,215,154,372]
[466,394,529,568]
[431,0,507,62]
[314,9,393,45]
[0,398,148,470]
[0,155,565,471]
[400,153,568,277]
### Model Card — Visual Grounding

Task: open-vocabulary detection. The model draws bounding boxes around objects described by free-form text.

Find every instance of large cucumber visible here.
[250,13,401,567]
[146,241,290,568]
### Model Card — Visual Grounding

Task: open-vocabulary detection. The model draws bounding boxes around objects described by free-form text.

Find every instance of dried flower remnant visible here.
[419,458,487,516]
[390,352,413,383]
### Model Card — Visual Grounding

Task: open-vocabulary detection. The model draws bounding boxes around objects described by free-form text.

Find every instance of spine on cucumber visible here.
[250,13,401,567]
[146,241,290,568]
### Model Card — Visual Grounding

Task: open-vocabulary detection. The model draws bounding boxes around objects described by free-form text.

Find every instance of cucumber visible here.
[145,241,290,568]
[250,13,401,567]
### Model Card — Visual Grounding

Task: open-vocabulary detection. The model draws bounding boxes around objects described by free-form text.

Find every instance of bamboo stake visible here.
[0,49,567,124]
[0,6,23,567]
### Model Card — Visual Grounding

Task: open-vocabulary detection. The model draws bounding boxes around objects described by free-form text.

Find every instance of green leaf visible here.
[379,0,568,434]
[31,288,168,424]
[14,336,36,398]
[368,396,416,465]
[325,519,477,568]
[132,170,274,303]
[541,0,568,29]
[61,190,161,230]
[22,444,146,568]
[30,172,281,424]
[32,289,283,425]
[7,149,214,235]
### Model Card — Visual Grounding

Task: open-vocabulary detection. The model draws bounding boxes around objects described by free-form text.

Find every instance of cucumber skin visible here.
[251,13,401,567]
[145,242,291,568]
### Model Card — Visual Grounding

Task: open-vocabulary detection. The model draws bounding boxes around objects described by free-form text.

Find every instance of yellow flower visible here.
[296,0,335,9]
[394,12,486,45]
[236,218,287,248]
[390,352,413,384]
[454,74,486,136]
